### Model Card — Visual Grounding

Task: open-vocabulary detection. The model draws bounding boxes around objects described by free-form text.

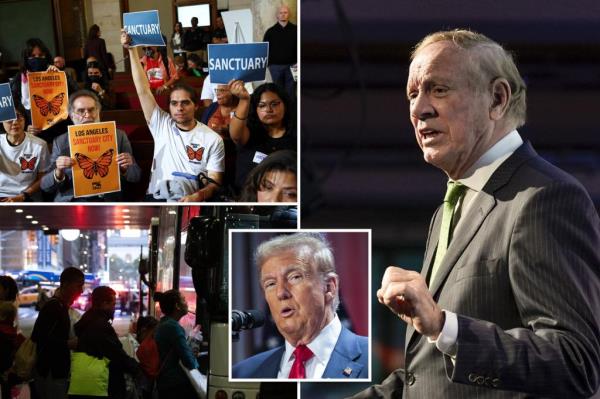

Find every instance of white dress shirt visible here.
[429,130,524,356]
[277,315,342,379]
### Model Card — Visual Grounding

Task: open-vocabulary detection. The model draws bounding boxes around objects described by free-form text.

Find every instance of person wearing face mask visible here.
[140,44,179,95]
[0,103,50,202]
[9,38,78,143]
[40,90,141,201]
[84,65,114,109]
[72,286,140,399]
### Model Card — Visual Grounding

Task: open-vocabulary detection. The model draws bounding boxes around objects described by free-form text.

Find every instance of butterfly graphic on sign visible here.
[19,156,37,171]
[186,145,204,162]
[32,93,65,117]
[74,149,114,179]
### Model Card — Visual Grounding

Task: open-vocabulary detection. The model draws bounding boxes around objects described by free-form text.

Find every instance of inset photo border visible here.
[228,229,371,383]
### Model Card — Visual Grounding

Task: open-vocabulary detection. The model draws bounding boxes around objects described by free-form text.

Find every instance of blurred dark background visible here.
[300,0,600,397]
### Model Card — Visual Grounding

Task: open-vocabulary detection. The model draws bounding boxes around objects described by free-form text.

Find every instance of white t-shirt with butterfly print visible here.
[147,107,225,196]
[0,133,50,197]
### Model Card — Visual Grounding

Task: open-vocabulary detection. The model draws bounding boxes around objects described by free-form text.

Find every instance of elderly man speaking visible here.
[232,233,368,379]
[350,29,600,399]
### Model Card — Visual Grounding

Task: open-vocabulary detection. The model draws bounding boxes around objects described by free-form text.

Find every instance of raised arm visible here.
[228,79,251,146]
[121,29,157,123]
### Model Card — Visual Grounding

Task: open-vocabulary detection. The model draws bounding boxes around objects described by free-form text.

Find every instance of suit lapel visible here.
[322,327,364,378]
[428,193,496,296]
[264,346,286,378]
[406,141,538,348]
[421,205,443,285]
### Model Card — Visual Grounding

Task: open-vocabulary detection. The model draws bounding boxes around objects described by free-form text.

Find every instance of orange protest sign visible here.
[28,71,69,130]
[68,121,121,198]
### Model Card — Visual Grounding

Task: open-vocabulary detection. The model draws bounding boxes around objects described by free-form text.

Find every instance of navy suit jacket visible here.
[232,326,368,379]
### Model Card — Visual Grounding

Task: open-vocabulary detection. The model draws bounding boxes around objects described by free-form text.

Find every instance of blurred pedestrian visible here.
[0,301,25,399]
[135,316,159,399]
[0,276,18,302]
[71,286,139,399]
[31,267,84,399]
[153,290,198,398]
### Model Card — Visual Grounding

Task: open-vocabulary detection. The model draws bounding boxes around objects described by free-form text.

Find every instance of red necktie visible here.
[288,344,314,378]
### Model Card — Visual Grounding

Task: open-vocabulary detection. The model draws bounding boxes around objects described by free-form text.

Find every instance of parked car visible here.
[18,284,57,307]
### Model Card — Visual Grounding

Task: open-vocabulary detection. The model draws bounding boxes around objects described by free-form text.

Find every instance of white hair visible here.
[255,232,340,312]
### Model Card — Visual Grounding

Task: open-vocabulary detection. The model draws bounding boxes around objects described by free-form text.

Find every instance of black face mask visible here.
[145,48,155,58]
[88,75,102,84]
[27,57,48,72]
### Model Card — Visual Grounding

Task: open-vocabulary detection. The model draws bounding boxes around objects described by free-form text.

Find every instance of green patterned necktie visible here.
[430,181,467,285]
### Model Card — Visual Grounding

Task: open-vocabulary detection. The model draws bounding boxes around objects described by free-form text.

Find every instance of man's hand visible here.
[179,190,207,202]
[116,152,134,173]
[120,29,132,48]
[91,82,102,93]
[377,266,445,339]
[54,156,73,181]
[0,194,26,202]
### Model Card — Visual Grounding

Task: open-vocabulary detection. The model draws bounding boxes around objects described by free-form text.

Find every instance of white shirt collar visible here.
[280,314,342,378]
[458,130,523,192]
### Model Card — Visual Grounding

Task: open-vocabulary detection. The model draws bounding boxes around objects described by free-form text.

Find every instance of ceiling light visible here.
[15,209,23,213]
[122,208,130,213]
[122,215,130,219]
[61,229,81,241]
[25,215,33,219]
[31,220,38,225]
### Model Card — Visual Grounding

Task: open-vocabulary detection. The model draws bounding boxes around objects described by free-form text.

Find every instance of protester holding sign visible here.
[28,71,70,131]
[9,38,78,143]
[41,90,141,201]
[0,103,49,202]
[229,80,296,194]
[122,28,225,202]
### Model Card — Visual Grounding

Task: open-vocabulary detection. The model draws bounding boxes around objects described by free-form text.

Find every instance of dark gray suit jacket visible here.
[351,142,600,398]
[41,128,141,201]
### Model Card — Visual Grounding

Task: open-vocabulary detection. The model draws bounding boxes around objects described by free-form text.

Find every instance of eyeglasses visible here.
[72,107,97,117]
[257,100,282,111]
[215,88,230,94]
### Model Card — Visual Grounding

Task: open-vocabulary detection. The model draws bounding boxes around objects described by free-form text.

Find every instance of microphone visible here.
[231,309,265,332]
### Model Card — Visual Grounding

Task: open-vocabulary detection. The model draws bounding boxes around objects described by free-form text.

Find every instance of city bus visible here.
[143,205,298,399]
